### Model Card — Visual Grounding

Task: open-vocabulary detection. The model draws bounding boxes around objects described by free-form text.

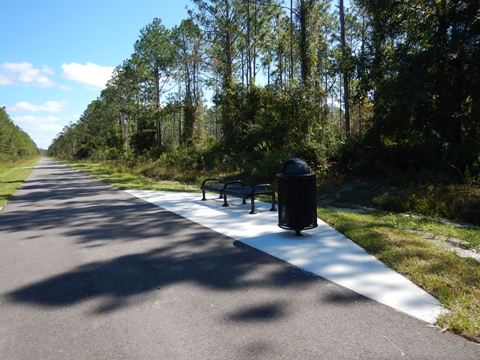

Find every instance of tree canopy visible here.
[0,107,38,162]
[49,0,480,182]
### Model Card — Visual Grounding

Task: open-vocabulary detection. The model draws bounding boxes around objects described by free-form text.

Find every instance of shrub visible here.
[372,184,480,225]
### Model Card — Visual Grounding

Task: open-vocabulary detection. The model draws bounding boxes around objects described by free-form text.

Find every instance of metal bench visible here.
[201,178,277,214]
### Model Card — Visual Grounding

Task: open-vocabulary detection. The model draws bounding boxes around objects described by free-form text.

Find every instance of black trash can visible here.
[277,158,318,235]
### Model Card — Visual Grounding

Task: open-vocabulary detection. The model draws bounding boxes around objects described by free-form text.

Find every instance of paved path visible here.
[127,190,443,323]
[0,158,478,359]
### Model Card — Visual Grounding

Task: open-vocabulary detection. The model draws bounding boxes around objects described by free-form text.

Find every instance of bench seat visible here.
[201,178,277,214]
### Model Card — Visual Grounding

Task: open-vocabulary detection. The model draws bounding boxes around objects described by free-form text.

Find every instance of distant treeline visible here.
[0,107,38,162]
[48,0,479,183]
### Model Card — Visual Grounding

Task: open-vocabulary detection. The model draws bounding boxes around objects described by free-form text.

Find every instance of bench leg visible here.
[270,192,277,211]
[242,198,246,205]
[249,195,257,214]
[202,190,207,201]
[219,192,223,199]
[223,193,229,207]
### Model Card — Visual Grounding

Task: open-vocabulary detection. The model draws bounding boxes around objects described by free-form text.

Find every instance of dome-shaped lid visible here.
[281,158,311,175]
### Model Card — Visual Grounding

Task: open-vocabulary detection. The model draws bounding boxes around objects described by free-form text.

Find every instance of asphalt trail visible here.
[0,158,478,359]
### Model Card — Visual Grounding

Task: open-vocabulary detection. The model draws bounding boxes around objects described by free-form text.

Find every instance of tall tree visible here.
[173,19,204,143]
[134,18,176,147]
[356,0,480,175]
[339,0,351,135]
[191,0,243,143]
[0,107,37,161]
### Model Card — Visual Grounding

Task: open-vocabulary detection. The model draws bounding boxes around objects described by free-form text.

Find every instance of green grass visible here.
[0,157,39,208]
[63,159,480,341]
[318,179,480,226]
[323,207,480,251]
[318,207,480,342]
[65,160,196,192]
[380,212,479,250]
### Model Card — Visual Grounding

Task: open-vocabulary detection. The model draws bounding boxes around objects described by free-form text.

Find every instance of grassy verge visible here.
[63,159,480,341]
[324,208,480,251]
[318,207,480,342]
[0,157,40,209]
[65,160,196,192]
[318,179,480,226]
[378,212,479,250]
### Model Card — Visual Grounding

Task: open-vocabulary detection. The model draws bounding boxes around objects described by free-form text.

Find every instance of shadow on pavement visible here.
[2,159,480,360]
[3,163,324,320]
[5,230,318,317]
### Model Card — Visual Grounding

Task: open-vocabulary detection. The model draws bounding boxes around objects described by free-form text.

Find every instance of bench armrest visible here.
[201,178,223,188]
[250,184,274,195]
[251,183,273,193]
[223,180,245,189]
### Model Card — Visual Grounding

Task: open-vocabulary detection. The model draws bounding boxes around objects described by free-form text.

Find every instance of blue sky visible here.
[0,0,191,149]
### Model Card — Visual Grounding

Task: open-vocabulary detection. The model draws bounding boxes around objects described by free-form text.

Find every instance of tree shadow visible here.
[225,301,287,322]
[2,159,418,335]
[320,290,371,305]
[5,232,317,317]
[2,160,320,316]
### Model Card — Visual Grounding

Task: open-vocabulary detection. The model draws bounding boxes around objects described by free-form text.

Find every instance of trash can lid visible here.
[280,158,311,176]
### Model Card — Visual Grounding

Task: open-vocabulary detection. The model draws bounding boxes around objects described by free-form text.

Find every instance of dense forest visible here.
[0,107,38,162]
[48,0,480,184]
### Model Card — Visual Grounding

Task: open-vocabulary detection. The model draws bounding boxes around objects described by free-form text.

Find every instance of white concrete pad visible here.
[126,189,445,324]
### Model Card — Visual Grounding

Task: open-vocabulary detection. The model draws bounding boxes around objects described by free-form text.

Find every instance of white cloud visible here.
[25,124,64,149]
[10,100,66,112]
[14,115,61,124]
[13,115,69,149]
[58,84,71,92]
[0,74,12,85]
[62,62,114,88]
[0,62,55,87]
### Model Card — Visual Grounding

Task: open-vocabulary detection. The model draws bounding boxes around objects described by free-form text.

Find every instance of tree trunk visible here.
[182,58,194,144]
[247,0,252,90]
[339,0,350,135]
[183,93,194,144]
[276,13,284,87]
[299,0,310,89]
[252,1,257,86]
[289,0,294,83]
[222,1,235,143]
[154,68,162,146]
